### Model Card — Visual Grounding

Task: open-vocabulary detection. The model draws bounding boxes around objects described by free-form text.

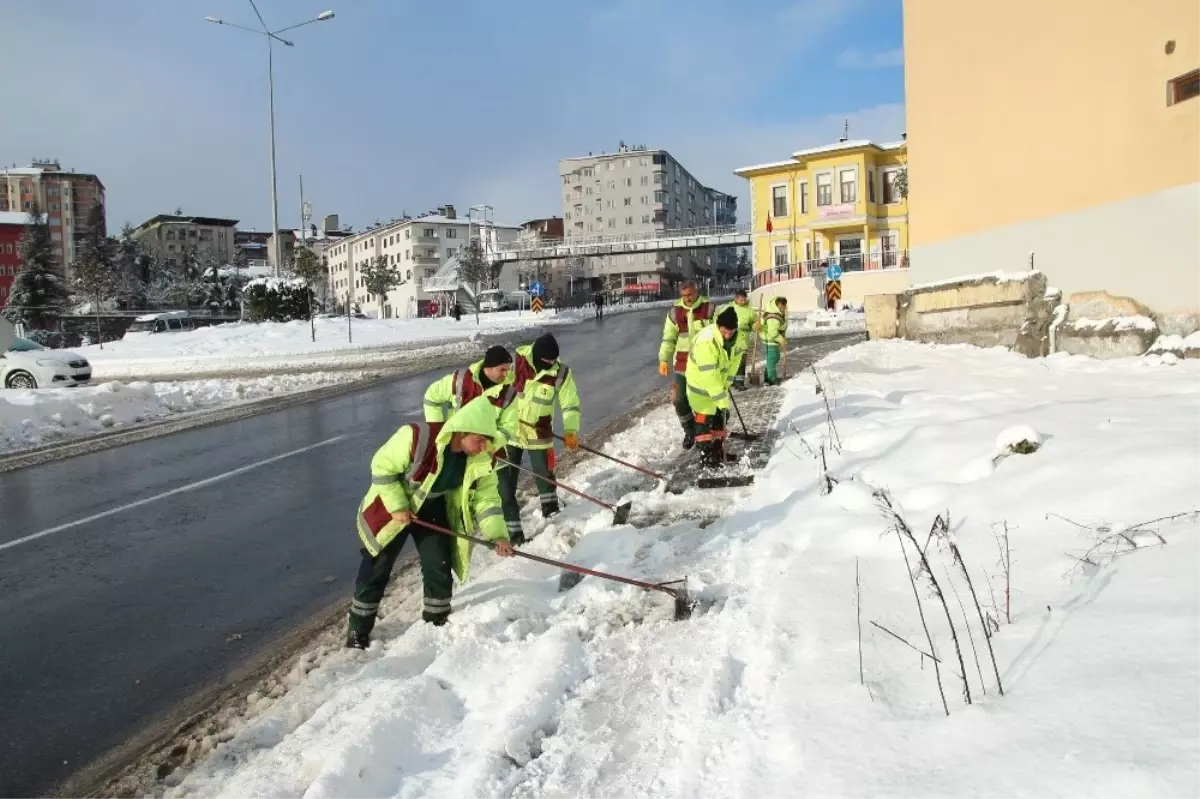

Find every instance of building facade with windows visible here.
[559,144,738,292]
[0,161,105,277]
[323,205,519,318]
[903,0,1198,313]
[128,214,238,268]
[0,211,32,310]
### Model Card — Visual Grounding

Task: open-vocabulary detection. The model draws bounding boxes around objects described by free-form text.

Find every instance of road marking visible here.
[0,435,351,554]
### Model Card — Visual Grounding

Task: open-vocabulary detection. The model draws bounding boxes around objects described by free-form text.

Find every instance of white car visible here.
[2,336,92,389]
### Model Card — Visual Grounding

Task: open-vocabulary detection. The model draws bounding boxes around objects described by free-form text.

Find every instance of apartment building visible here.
[234,230,270,268]
[903,0,1198,313]
[323,205,519,318]
[0,211,33,310]
[515,217,567,296]
[128,214,238,268]
[0,160,105,275]
[708,189,739,277]
[734,137,910,308]
[558,144,738,290]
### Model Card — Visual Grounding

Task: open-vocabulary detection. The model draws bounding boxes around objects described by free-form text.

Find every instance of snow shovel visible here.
[521,421,666,482]
[727,390,761,442]
[496,455,632,525]
[411,519,696,620]
[747,296,764,387]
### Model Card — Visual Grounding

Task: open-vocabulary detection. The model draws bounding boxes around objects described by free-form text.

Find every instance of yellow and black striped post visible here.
[531,296,544,314]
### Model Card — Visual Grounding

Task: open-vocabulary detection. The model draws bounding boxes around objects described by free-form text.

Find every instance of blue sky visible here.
[1,0,905,232]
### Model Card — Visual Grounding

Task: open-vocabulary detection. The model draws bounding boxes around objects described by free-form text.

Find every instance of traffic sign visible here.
[531,296,544,314]
[825,263,843,282]
[825,279,842,309]
[528,281,545,297]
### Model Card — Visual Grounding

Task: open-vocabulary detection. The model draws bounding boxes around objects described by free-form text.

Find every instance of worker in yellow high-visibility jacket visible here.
[685,307,743,469]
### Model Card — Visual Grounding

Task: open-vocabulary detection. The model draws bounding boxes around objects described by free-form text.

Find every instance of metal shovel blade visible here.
[613,501,632,526]
[729,431,760,442]
[558,571,585,592]
[673,591,697,620]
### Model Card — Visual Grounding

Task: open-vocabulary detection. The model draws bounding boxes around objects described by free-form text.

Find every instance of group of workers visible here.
[344,282,788,649]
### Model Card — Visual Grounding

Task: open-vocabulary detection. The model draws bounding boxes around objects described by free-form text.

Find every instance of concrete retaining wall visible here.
[751,268,910,312]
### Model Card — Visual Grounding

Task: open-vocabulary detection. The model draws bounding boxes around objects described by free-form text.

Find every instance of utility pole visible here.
[301,174,314,341]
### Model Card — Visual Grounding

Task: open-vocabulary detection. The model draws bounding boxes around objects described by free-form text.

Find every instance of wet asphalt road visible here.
[0,309,675,798]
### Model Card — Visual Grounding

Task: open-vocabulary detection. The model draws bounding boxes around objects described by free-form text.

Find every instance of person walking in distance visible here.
[346,397,513,649]
[657,280,714,449]
[594,291,604,320]
[423,345,515,423]
[759,296,789,386]
[717,289,755,391]
[686,307,742,468]
[496,333,581,544]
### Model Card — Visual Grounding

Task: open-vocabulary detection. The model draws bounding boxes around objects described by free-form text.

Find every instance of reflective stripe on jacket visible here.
[423,359,516,423]
[658,297,714,372]
[499,344,581,451]
[761,297,788,346]
[356,397,507,580]
[685,324,734,415]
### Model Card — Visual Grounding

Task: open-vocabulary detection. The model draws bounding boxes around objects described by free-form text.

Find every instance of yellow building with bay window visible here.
[734,138,911,308]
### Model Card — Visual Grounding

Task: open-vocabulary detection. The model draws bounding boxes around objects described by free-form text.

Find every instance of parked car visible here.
[123,310,195,338]
[2,336,92,389]
[477,290,511,313]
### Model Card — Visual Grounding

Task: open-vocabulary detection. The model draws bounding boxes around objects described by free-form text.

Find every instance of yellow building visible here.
[734,139,911,309]
[904,0,1199,316]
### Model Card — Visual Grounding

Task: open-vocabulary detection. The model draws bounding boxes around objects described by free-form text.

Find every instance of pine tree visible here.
[3,203,69,329]
[735,249,751,281]
[360,255,401,318]
[112,224,147,309]
[169,244,207,311]
[73,202,118,345]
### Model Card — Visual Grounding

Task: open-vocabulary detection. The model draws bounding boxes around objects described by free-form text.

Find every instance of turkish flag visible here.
[766,215,773,233]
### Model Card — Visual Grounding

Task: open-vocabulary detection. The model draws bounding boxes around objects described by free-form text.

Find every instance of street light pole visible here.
[204,5,335,278]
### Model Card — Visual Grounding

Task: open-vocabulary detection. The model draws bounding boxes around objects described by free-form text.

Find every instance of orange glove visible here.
[658,362,669,377]
[564,432,579,450]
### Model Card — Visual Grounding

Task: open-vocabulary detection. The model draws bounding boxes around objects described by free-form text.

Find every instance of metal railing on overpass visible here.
[489,222,751,263]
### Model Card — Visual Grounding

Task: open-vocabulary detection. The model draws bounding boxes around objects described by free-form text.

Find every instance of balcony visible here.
[413,253,440,266]
[414,234,438,246]
[751,250,910,291]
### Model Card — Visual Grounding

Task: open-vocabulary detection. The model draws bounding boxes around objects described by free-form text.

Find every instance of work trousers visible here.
[732,349,747,388]
[498,445,560,539]
[693,409,728,466]
[764,343,782,383]
[348,495,454,633]
[672,372,693,435]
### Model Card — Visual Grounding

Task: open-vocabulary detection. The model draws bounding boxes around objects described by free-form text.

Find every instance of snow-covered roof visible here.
[732,159,803,176]
[791,139,906,159]
[406,214,520,229]
[0,211,44,226]
[0,167,46,177]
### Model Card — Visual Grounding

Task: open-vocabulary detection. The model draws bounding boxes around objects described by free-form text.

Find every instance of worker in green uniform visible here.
[759,296,788,386]
[346,396,513,649]
[717,289,756,391]
[686,307,742,468]
[423,345,515,422]
[657,280,715,449]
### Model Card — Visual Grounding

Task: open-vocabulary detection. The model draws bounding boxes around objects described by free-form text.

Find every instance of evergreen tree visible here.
[168,243,207,311]
[360,255,401,318]
[735,249,751,281]
[112,224,148,309]
[3,203,69,329]
[73,202,118,345]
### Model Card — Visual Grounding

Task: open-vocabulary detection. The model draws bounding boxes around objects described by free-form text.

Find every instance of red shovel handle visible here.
[520,420,665,481]
[496,455,618,513]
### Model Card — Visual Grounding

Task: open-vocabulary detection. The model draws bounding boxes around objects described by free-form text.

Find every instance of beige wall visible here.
[904,0,1199,247]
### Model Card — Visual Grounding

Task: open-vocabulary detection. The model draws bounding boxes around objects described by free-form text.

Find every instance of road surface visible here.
[0,308,685,797]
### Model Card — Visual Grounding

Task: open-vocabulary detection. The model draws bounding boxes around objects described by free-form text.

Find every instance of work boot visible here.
[423,612,450,627]
[541,501,561,519]
[682,431,695,450]
[345,629,370,650]
[699,443,725,469]
[510,529,527,546]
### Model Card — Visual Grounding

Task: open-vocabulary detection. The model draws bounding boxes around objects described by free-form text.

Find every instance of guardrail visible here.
[751,251,910,291]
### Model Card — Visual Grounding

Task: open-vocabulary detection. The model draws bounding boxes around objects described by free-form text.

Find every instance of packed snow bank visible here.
[0,372,361,454]
[165,341,1199,798]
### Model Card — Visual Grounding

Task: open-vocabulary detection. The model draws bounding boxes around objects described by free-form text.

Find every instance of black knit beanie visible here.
[717,307,739,330]
[531,333,560,365]
[482,345,512,368]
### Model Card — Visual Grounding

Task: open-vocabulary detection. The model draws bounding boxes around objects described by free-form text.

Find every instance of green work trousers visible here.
[498,445,560,539]
[672,372,693,434]
[348,495,453,633]
[764,343,782,383]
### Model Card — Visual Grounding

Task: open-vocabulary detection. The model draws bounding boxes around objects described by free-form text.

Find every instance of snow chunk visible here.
[995,424,1042,454]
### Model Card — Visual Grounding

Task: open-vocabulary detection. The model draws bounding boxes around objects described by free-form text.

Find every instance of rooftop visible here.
[0,210,42,226]
[560,147,663,164]
[734,138,907,176]
[133,214,239,233]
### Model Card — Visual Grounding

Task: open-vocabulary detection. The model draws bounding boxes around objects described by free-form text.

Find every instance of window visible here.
[883,170,899,203]
[188,229,197,237]
[167,244,175,252]
[405,249,411,260]
[816,173,833,206]
[773,244,789,266]
[624,197,632,206]
[166,230,176,240]
[406,270,412,279]
[625,178,633,187]
[1169,69,1200,105]
[607,162,614,170]
[642,214,651,223]
[423,228,434,238]
[446,247,456,259]
[640,195,648,205]
[405,229,411,239]
[608,218,616,228]
[840,170,857,204]
[799,181,808,214]
[624,216,633,225]
[771,184,788,217]
[868,170,876,203]
[653,173,663,185]
[445,228,456,239]
[640,176,649,186]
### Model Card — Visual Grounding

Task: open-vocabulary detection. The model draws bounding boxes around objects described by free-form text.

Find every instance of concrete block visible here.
[1066,291,1154,323]
[1058,317,1159,358]
[864,293,900,339]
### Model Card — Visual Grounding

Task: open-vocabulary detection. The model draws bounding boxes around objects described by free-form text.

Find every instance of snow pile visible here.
[0,372,360,453]
[1149,331,1200,358]
[796,307,867,335]
[164,341,1199,798]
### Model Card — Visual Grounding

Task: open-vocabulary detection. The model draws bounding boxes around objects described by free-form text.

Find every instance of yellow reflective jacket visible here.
[658,295,715,372]
[761,297,788,346]
[357,396,507,581]
[423,358,516,423]
[685,324,736,415]
[717,300,756,350]
[499,344,581,451]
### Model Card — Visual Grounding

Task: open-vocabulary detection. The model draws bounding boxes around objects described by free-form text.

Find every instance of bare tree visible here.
[456,240,491,324]
[360,255,401,319]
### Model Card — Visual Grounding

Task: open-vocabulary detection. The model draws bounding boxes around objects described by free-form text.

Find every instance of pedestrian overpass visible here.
[486,222,752,264]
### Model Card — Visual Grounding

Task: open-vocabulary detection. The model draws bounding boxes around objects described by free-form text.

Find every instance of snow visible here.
[1149,331,1200,355]
[1068,315,1158,332]
[162,339,1200,798]
[910,269,1040,291]
[0,372,361,454]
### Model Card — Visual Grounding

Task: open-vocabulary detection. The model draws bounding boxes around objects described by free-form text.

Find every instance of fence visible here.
[751,250,910,291]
